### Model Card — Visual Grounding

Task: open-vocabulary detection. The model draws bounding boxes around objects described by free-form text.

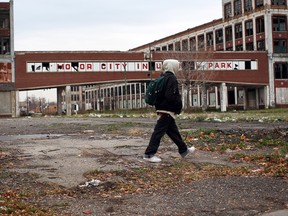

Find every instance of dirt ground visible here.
[0,116,288,216]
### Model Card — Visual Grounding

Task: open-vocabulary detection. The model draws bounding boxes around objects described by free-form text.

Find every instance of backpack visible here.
[145,76,166,106]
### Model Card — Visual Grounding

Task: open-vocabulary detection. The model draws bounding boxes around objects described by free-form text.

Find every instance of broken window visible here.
[234,0,242,15]
[235,23,243,39]
[245,61,251,69]
[216,29,223,44]
[273,16,287,31]
[168,43,174,51]
[257,40,266,51]
[181,39,188,51]
[274,39,287,53]
[225,26,233,42]
[149,62,156,71]
[246,42,254,50]
[245,20,253,36]
[255,0,264,7]
[274,62,288,79]
[0,37,10,54]
[175,41,181,51]
[271,0,286,5]
[0,9,9,29]
[197,34,205,50]
[182,61,195,71]
[224,3,232,18]
[206,32,214,47]
[189,37,196,51]
[256,16,265,33]
[236,44,243,51]
[244,0,253,12]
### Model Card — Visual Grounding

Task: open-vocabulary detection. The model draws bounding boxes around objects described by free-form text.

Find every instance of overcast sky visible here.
[14,0,222,51]
[14,0,222,102]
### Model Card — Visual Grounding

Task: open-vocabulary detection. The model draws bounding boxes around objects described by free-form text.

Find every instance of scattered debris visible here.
[79,179,101,188]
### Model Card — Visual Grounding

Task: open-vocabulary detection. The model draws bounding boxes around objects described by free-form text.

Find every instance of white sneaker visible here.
[143,155,162,163]
[181,146,196,158]
[188,146,196,154]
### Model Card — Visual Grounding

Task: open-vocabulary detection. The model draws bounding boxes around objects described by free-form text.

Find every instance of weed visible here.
[256,138,286,148]
[230,152,288,177]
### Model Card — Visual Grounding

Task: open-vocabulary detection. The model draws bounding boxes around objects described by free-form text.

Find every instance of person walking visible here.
[143,59,196,163]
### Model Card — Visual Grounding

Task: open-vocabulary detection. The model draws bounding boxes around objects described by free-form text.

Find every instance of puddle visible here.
[0,134,64,141]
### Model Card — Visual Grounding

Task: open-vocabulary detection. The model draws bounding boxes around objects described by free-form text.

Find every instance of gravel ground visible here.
[0,116,288,216]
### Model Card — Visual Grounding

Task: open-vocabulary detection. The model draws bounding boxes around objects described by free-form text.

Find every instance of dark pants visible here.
[144,113,188,156]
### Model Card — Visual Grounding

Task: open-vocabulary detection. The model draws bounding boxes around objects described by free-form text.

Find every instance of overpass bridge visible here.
[15,51,163,116]
[2,50,270,117]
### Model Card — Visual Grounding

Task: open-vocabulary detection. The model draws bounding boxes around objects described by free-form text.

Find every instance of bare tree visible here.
[161,50,217,111]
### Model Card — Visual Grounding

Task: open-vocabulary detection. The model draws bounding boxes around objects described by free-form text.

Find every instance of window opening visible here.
[224,3,232,18]
[271,0,286,5]
[225,26,233,41]
[273,16,287,31]
[182,39,188,51]
[244,0,253,12]
[234,0,242,15]
[236,44,243,50]
[189,37,196,51]
[255,0,264,7]
[245,20,253,36]
[256,16,265,33]
[206,32,214,46]
[246,42,254,50]
[216,29,223,44]
[235,23,243,39]
[257,40,266,51]
[175,41,181,51]
[274,62,288,79]
[197,34,205,50]
[274,39,287,53]
[0,37,10,54]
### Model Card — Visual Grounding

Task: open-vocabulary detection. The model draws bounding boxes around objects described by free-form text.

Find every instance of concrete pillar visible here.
[264,85,269,109]
[201,84,207,111]
[220,83,228,112]
[234,87,238,105]
[65,85,72,116]
[215,86,220,109]
[243,88,247,110]
[256,87,259,109]
[139,83,142,108]
[11,90,18,117]
[129,84,132,109]
[109,87,112,111]
[189,84,192,107]
[134,84,137,108]
[197,85,201,107]
[121,85,124,109]
[96,89,100,111]
[57,87,64,115]
[92,90,96,110]
[117,86,120,109]
[144,82,147,106]
[181,84,186,108]
[206,88,209,107]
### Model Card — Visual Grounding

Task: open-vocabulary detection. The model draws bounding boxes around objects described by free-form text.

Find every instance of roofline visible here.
[130,18,223,51]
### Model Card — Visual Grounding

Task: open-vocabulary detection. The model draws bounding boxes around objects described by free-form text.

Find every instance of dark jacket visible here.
[155,71,183,114]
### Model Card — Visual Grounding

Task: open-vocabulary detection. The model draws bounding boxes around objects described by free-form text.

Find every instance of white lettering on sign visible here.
[26,60,257,73]
[27,61,162,73]
[196,60,257,70]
